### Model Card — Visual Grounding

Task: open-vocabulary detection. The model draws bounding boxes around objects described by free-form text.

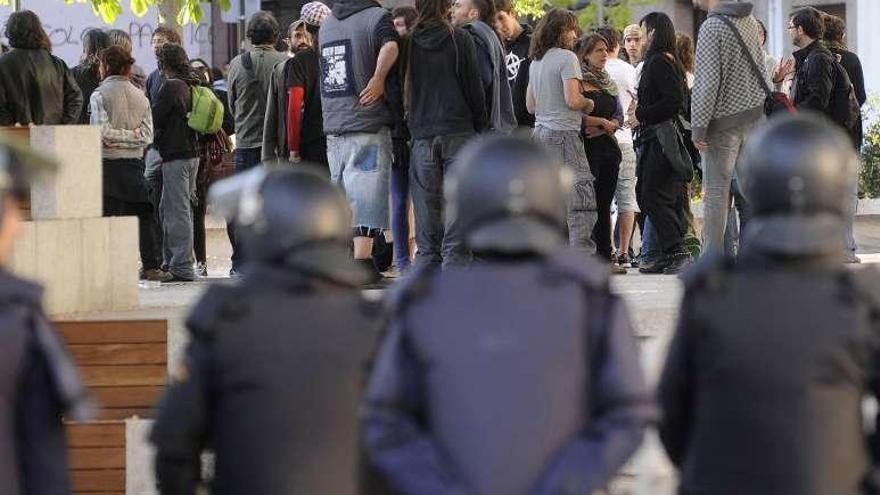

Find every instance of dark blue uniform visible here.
[150,265,383,495]
[363,251,654,495]
[0,270,91,495]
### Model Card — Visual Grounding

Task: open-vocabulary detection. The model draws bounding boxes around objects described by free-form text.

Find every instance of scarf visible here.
[581,61,618,97]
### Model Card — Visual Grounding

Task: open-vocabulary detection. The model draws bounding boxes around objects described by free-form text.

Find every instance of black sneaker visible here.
[357,259,386,288]
[638,255,665,274]
[662,251,693,275]
[610,262,627,275]
[195,262,208,277]
[615,253,635,269]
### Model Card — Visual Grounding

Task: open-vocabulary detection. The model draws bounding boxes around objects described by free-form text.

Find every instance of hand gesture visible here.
[773,57,795,84]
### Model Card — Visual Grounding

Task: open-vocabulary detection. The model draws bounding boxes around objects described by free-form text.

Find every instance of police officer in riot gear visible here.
[0,137,95,495]
[150,168,383,495]
[659,113,880,494]
[363,136,653,495]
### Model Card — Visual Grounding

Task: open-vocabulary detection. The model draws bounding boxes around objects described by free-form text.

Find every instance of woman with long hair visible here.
[0,10,82,125]
[92,46,170,282]
[73,29,111,124]
[634,12,691,274]
[576,33,624,269]
[404,0,486,268]
[527,8,598,254]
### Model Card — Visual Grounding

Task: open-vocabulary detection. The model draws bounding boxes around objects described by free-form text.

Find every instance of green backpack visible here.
[187,86,224,134]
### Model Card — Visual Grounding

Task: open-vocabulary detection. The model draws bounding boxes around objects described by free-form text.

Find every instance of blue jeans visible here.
[391,138,411,269]
[640,216,660,262]
[723,177,749,257]
[160,158,199,279]
[229,147,263,271]
[410,133,472,268]
[327,129,392,230]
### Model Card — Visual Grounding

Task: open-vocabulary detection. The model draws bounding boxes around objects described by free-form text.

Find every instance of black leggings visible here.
[586,139,621,260]
[104,196,162,270]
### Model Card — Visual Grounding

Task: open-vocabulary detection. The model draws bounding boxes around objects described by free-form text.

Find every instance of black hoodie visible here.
[406,23,488,139]
[331,0,397,46]
[504,23,534,127]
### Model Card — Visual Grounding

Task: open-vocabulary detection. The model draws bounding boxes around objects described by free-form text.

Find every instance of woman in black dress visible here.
[633,12,691,274]
[577,33,624,266]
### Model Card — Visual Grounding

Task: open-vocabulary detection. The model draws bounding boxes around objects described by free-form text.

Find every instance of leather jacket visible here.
[0,48,83,126]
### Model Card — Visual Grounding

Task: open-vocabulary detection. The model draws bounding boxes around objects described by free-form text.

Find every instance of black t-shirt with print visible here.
[504,23,534,127]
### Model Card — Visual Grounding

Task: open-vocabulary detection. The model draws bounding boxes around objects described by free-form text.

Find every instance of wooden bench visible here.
[67,421,127,495]
[57,319,168,420]
[56,319,169,495]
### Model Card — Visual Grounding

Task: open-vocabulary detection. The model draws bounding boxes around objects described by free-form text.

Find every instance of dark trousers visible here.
[228,147,263,271]
[301,139,330,178]
[193,190,207,264]
[391,137,411,269]
[104,196,162,271]
[586,139,621,260]
[410,134,472,268]
[636,141,687,253]
[144,148,164,265]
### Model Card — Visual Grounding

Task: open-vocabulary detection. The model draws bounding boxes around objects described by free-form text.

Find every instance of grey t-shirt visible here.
[529,48,583,131]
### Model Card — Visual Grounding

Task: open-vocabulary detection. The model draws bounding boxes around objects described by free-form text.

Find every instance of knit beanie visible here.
[300,1,331,27]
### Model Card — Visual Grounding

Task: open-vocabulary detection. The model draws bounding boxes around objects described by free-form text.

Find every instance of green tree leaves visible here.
[0,0,229,25]
[513,0,658,30]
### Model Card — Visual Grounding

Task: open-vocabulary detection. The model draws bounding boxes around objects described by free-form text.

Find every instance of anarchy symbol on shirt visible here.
[506,52,524,82]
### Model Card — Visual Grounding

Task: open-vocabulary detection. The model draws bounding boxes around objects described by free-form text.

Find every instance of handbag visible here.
[714,14,796,116]
[636,117,695,182]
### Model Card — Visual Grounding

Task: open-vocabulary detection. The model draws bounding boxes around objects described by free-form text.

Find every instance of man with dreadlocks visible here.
[404,0,487,268]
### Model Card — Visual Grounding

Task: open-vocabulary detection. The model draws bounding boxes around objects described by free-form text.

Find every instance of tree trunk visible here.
[157,0,182,32]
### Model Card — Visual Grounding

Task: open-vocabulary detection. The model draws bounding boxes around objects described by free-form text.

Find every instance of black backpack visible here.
[828,54,862,144]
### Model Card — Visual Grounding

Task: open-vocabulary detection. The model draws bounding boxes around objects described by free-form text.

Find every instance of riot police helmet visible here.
[739,112,859,256]
[446,136,571,256]
[209,167,367,284]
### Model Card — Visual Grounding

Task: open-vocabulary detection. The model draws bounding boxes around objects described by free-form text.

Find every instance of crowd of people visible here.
[0,0,868,284]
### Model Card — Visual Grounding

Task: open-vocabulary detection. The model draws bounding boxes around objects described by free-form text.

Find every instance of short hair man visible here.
[494,0,534,129]
[226,11,291,274]
[622,23,644,66]
[391,5,417,37]
[690,0,765,258]
[451,0,517,133]
[263,2,331,171]
[789,7,833,113]
[319,0,402,283]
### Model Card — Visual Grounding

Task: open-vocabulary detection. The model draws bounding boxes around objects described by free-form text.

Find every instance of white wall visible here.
[857,0,879,96]
[0,0,213,73]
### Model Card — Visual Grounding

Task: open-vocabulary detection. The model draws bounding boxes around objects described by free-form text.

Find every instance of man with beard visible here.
[262,1,331,173]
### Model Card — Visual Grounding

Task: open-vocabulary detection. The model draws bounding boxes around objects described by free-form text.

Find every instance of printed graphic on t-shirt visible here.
[506,51,525,83]
[320,40,356,98]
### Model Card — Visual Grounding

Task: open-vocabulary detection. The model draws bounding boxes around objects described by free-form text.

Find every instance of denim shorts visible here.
[327,129,392,230]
